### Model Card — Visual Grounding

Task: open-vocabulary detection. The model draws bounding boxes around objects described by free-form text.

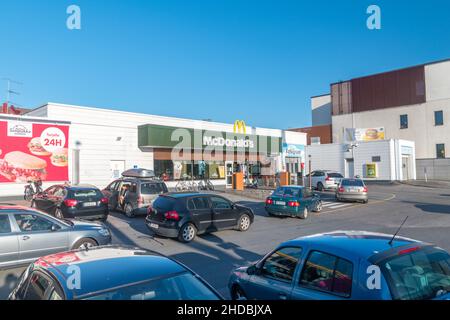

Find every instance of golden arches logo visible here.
[233,120,247,134]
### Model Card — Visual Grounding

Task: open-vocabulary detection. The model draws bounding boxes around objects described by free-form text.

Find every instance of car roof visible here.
[0,205,33,212]
[282,231,423,260]
[34,246,189,299]
[162,192,208,199]
[65,184,100,190]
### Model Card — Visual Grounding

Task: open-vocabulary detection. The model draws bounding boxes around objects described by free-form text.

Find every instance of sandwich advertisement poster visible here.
[0,120,69,183]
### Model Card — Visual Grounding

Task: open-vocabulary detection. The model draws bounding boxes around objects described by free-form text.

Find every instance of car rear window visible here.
[341,179,364,187]
[141,183,167,195]
[380,247,450,300]
[69,189,103,199]
[153,196,177,211]
[328,173,344,178]
[273,187,301,197]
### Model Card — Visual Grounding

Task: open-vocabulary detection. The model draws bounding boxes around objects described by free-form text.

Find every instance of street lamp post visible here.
[308,155,312,190]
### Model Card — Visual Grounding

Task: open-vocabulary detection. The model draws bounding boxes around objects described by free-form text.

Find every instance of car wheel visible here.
[232,286,248,301]
[124,203,135,218]
[317,182,324,192]
[298,207,309,219]
[72,238,98,250]
[237,214,251,232]
[178,223,197,243]
[313,200,323,212]
[54,208,64,220]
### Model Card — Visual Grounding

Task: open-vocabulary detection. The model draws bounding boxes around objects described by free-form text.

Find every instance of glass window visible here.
[141,183,167,195]
[435,111,444,126]
[0,215,12,234]
[14,214,55,232]
[436,144,446,159]
[188,197,210,210]
[261,247,303,282]
[53,187,65,198]
[302,188,313,198]
[210,196,232,209]
[281,187,301,198]
[400,114,408,129]
[49,289,63,300]
[154,160,174,181]
[44,186,57,196]
[83,272,219,300]
[327,173,344,178]
[341,179,365,187]
[380,247,450,300]
[24,273,51,300]
[300,251,353,297]
[69,189,102,199]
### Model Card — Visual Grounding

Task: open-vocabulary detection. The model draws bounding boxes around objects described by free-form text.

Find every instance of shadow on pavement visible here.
[403,201,450,215]
[0,267,26,300]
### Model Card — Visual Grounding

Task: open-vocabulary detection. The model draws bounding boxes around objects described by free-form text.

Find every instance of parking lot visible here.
[1,183,450,299]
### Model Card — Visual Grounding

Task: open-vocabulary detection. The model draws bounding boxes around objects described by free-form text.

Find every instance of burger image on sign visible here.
[365,128,380,140]
[50,148,69,167]
[28,137,52,156]
[0,151,48,182]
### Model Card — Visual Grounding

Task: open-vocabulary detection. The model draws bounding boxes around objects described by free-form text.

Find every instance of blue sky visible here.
[1,0,449,129]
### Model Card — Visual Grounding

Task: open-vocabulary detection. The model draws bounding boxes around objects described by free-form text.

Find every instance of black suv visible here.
[146,193,254,242]
[102,169,169,218]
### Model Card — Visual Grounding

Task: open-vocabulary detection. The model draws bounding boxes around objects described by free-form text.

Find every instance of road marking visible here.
[327,203,353,209]
[316,193,397,215]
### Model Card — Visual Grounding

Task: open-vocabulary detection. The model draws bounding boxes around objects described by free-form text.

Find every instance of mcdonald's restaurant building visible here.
[0,103,308,196]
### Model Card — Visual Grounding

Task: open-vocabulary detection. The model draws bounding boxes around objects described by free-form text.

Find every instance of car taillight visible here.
[398,247,420,255]
[164,211,180,221]
[64,199,78,207]
[338,187,345,193]
[266,198,273,205]
[363,187,368,193]
[138,196,144,204]
[100,197,109,204]
[325,176,331,181]
[288,201,300,207]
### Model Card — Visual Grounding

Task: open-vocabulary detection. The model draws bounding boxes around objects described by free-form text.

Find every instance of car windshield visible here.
[341,179,364,187]
[82,272,220,300]
[380,247,450,300]
[141,183,167,195]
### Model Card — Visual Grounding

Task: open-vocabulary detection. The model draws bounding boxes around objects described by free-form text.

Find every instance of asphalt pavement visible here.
[1,183,450,299]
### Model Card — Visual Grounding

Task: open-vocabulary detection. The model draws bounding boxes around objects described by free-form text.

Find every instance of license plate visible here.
[150,223,159,229]
[275,201,286,206]
[83,202,97,207]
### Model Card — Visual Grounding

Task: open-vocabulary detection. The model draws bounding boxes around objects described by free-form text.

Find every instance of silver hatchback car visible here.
[336,178,368,203]
[0,205,112,269]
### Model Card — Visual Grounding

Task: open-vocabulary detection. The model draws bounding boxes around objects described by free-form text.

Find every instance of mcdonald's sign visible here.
[233,120,247,134]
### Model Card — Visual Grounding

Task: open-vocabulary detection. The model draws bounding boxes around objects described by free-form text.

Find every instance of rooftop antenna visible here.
[388,216,409,246]
[2,78,23,105]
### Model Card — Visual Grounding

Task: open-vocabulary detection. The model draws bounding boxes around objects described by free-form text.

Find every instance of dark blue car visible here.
[228,231,450,300]
[9,246,222,300]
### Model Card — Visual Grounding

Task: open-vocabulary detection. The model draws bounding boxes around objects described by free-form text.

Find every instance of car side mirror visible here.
[247,265,258,275]
[51,224,60,232]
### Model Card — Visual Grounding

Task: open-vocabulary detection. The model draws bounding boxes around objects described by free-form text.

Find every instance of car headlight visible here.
[98,228,110,237]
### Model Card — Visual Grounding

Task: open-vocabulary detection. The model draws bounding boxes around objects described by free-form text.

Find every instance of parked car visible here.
[228,231,450,300]
[8,246,223,300]
[102,169,168,218]
[265,186,322,219]
[146,193,254,242]
[31,184,109,221]
[304,170,343,191]
[336,178,369,203]
[0,205,111,269]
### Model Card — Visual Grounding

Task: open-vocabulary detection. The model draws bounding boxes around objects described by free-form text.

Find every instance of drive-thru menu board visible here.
[0,120,70,183]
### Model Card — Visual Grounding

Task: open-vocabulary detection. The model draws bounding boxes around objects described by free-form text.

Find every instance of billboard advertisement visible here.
[0,120,69,183]
[345,127,385,142]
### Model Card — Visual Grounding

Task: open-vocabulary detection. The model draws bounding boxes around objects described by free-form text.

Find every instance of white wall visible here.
[305,143,345,174]
[311,94,332,126]
[304,140,416,181]
[332,99,450,159]
[426,60,450,102]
